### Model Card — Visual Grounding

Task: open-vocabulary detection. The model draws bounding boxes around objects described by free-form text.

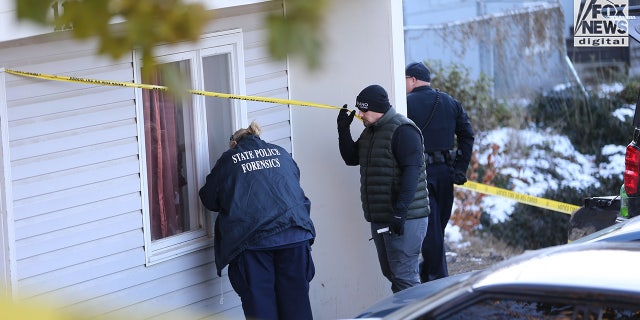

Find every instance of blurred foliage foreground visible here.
[15,0,327,72]
[427,61,635,251]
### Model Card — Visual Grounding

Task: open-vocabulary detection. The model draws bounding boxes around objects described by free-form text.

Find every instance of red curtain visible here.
[143,73,183,240]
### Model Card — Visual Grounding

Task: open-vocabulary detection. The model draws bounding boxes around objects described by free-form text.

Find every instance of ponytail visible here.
[230,120,262,143]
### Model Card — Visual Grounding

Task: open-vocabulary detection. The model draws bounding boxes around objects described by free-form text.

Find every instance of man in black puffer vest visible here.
[337,84,430,293]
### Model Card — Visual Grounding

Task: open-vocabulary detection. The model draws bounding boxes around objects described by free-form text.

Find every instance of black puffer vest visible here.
[357,108,429,223]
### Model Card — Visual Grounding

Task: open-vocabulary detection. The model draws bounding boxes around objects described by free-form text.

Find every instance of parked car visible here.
[351,241,640,319]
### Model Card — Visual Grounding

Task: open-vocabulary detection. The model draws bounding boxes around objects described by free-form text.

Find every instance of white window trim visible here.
[0,68,17,296]
[134,30,247,266]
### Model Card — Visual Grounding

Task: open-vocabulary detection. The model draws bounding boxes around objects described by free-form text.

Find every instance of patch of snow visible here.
[613,105,635,122]
[595,83,624,97]
[446,124,625,243]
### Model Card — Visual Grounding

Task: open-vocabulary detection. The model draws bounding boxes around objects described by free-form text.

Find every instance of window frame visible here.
[134,30,247,266]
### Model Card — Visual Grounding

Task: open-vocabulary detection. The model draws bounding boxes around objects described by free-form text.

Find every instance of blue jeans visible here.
[371,217,428,293]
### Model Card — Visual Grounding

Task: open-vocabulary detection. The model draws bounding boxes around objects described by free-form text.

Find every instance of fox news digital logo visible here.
[574,0,628,47]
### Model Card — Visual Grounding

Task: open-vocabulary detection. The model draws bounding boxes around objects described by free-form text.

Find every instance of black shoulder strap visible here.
[421,88,440,132]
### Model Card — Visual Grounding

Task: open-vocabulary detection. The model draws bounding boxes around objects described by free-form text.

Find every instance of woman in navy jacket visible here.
[199,121,316,320]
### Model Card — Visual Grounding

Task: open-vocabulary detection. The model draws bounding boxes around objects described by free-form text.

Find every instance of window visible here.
[136,31,246,264]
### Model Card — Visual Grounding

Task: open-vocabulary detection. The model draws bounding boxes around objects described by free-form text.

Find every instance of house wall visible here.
[0,3,297,319]
[289,0,407,318]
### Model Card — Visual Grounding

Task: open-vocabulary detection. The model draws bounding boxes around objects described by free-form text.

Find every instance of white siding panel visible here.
[202,3,277,36]
[7,86,133,121]
[9,102,136,141]
[245,71,288,96]
[271,137,292,153]
[152,292,243,320]
[52,249,216,312]
[17,229,143,279]
[243,40,271,61]
[5,65,133,102]
[12,156,140,201]
[15,54,132,78]
[244,58,287,78]
[14,193,142,240]
[16,211,140,260]
[108,278,235,320]
[17,248,143,299]
[260,121,292,143]
[246,88,288,112]
[249,104,289,124]
[83,265,220,319]
[11,138,139,181]
[13,174,141,220]
[10,120,137,161]
[0,37,98,64]
[242,29,269,46]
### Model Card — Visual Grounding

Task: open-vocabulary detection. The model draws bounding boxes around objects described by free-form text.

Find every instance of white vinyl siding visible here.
[0,3,288,318]
[0,67,16,297]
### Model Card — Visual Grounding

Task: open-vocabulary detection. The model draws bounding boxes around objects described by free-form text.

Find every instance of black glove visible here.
[390,214,406,235]
[337,104,355,131]
[453,170,467,185]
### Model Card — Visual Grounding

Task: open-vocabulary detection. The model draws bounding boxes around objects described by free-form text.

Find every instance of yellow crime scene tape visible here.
[4,69,581,215]
[5,69,341,111]
[457,181,580,215]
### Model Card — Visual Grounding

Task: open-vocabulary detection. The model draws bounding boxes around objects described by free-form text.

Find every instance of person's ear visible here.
[229,141,237,149]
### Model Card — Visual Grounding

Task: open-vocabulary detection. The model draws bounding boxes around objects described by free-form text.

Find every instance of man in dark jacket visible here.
[405,62,475,283]
[337,84,430,293]
[199,121,316,320]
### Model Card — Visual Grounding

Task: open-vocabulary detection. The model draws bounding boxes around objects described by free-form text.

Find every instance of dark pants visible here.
[420,163,454,282]
[228,242,315,320]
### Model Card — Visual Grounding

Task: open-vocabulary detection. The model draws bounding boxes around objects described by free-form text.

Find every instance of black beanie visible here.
[405,62,431,82]
[356,84,391,113]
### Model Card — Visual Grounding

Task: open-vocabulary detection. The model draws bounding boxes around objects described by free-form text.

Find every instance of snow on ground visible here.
[446,84,632,244]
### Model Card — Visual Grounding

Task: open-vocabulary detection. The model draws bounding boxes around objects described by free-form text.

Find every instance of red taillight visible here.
[624,142,640,195]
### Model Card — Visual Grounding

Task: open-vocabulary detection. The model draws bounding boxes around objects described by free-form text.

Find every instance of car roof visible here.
[473,241,640,290]
[385,241,640,319]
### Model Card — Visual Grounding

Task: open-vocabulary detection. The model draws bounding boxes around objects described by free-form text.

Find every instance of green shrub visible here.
[528,84,631,155]
[620,79,640,103]
[426,61,525,133]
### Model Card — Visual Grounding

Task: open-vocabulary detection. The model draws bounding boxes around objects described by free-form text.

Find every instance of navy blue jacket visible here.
[199,135,316,276]
[407,86,475,173]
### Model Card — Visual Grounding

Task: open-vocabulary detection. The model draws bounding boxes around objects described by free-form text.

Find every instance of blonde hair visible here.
[230,121,262,143]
